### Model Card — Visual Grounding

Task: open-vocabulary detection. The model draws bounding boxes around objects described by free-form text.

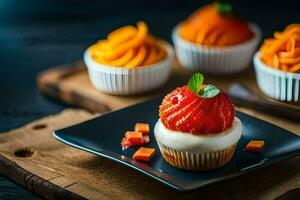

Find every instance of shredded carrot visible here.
[179,3,253,47]
[121,139,132,149]
[88,21,166,68]
[133,147,155,161]
[244,140,265,153]
[260,24,300,73]
[134,123,150,135]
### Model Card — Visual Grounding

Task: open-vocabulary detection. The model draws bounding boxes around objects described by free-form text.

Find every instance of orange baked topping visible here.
[89,21,166,68]
[179,3,253,46]
[260,24,300,73]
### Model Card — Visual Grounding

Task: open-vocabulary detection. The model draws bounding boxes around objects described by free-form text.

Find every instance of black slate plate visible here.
[53,97,300,191]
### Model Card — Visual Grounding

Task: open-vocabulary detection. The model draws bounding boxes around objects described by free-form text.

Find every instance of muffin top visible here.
[159,73,234,135]
[179,2,253,47]
[260,24,300,73]
[88,21,166,68]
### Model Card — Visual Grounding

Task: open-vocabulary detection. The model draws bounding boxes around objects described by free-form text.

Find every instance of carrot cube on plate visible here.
[245,140,265,153]
[133,147,155,161]
[125,131,143,145]
[134,123,150,135]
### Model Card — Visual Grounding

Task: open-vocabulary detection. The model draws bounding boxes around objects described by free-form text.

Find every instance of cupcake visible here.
[172,2,261,74]
[254,24,300,102]
[84,21,174,95]
[154,73,242,170]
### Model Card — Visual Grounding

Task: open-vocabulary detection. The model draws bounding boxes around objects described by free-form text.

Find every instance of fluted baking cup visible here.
[84,41,174,95]
[157,142,237,171]
[253,52,300,102]
[172,23,261,74]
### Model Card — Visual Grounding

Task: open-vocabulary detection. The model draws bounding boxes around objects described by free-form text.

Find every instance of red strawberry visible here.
[159,85,234,134]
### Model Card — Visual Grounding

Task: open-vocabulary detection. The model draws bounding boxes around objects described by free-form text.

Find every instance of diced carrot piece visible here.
[125,131,143,145]
[142,135,150,144]
[134,123,150,135]
[244,140,265,153]
[133,147,155,161]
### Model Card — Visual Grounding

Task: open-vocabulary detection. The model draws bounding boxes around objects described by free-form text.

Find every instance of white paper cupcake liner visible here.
[84,41,174,95]
[156,141,236,171]
[172,23,261,74]
[253,52,300,102]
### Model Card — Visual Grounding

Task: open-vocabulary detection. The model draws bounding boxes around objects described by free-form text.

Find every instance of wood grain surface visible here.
[0,60,298,199]
[0,109,300,200]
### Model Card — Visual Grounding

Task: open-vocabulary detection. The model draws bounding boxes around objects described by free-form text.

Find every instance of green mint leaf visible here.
[188,72,204,94]
[199,84,220,98]
[216,0,232,14]
[188,73,220,98]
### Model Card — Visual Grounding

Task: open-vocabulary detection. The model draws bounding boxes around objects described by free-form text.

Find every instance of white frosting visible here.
[154,117,242,153]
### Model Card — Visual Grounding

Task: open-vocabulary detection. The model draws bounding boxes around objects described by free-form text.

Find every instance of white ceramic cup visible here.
[84,41,175,95]
[253,52,300,102]
[172,23,261,74]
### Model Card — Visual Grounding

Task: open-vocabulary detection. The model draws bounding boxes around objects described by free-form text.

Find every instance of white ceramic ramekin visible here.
[253,52,300,102]
[84,42,174,95]
[172,23,261,74]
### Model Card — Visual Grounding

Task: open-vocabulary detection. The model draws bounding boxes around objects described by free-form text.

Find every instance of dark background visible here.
[0,0,299,199]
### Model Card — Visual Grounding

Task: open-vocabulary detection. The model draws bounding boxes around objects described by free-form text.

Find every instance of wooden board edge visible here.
[36,62,111,113]
[0,154,86,200]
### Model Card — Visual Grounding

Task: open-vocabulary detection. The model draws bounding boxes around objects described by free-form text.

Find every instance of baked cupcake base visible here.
[154,117,242,171]
[157,142,236,171]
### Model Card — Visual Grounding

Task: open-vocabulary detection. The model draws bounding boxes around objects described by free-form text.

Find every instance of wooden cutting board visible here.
[0,108,300,200]
[37,60,299,113]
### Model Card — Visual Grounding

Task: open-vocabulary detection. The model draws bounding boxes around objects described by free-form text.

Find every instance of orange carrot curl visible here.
[89,21,166,68]
[260,24,300,73]
[179,3,253,47]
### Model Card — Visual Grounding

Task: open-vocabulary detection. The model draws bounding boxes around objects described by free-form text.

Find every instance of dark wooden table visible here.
[0,0,299,199]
